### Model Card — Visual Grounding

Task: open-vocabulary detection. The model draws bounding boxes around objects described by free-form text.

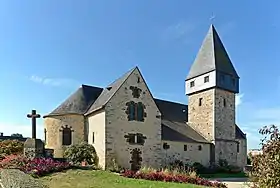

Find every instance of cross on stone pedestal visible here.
[27,110,41,139]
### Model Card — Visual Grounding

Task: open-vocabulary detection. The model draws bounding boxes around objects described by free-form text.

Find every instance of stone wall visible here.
[87,110,106,169]
[44,114,85,158]
[214,89,236,140]
[188,89,215,141]
[215,140,237,166]
[236,138,247,169]
[188,88,239,166]
[105,68,162,170]
[161,141,211,167]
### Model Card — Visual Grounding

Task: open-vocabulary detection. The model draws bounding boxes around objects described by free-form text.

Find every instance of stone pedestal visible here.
[24,138,45,159]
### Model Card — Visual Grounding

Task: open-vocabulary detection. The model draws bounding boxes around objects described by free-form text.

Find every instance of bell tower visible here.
[186,25,239,165]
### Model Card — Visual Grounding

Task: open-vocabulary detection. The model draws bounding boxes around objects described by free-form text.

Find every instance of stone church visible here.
[43,25,247,170]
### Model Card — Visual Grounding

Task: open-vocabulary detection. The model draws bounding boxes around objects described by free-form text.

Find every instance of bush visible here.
[0,154,71,177]
[106,157,123,173]
[251,125,280,187]
[1,169,47,188]
[64,142,98,166]
[0,140,24,158]
[121,170,227,187]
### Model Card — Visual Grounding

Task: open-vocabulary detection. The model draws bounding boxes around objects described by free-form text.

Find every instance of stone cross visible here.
[27,110,41,139]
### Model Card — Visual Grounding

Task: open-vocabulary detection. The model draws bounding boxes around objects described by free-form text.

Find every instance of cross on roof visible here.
[27,110,41,139]
[209,12,216,24]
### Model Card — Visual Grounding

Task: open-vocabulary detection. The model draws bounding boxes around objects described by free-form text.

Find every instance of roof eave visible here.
[43,113,84,118]
[84,105,105,116]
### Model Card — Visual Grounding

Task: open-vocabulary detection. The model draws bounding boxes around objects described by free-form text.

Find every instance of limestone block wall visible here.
[214,89,236,140]
[105,68,162,169]
[44,114,85,158]
[87,110,106,169]
[188,89,215,141]
[236,138,247,169]
[215,140,237,166]
[161,141,210,167]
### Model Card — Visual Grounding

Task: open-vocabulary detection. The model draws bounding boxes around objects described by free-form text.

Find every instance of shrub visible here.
[64,142,98,166]
[251,125,280,187]
[121,170,227,187]
[0,154,71,177]
[1,169,47,188]
[0,140,24,156]
[106,157,123,173]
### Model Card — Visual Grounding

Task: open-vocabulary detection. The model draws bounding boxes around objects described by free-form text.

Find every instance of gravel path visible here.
[210,178,251,188]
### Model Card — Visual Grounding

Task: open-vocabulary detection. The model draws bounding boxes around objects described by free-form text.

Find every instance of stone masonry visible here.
[104,68,162,169]
[188,88,238,166]
[44,114,85,158]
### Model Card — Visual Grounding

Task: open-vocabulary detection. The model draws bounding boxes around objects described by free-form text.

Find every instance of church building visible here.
[43,25,247,170]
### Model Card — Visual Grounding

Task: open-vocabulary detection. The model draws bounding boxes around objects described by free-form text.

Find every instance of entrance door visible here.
[130,148,142,171]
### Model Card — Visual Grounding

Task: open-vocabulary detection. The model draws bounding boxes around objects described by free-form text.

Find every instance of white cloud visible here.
[161,21,196,43]
[0,123,44,140]
[236,93,244,107]
[30,75,80,88]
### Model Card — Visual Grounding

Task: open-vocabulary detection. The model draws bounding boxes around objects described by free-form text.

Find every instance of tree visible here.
[11,134,23,138]
[251,125,280,187]
[64,142,98,166]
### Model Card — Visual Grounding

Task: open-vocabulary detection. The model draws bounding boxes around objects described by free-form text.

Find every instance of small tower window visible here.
[184,144,188,151]
[92,132,95,144]
[199,98,203,106]
[237,142,240,153]
[223,98,226,107]
[204,76,209,83]
[190,81,195,87]
[198,145,202,151]
[163,143,170,150]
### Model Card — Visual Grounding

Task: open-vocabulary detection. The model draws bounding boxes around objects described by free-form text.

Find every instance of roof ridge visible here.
[154,98,187,106]
[85,66,137,115]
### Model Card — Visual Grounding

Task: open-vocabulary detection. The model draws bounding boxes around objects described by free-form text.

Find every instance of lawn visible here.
[199,172,248,179]
[40,169,205,188]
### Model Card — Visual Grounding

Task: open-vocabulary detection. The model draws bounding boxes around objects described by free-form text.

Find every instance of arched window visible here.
[62,127,72,146]
[137,102,144,121]
[127,102,136,121]
[126,101,146,122]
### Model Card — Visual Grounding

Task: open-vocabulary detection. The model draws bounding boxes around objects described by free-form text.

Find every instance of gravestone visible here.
[24,110,45,159]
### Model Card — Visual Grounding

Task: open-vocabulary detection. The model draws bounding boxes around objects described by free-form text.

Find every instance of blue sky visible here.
[0,1,279,149]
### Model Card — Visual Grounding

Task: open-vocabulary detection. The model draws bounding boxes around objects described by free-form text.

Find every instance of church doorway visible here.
[130,148,142,171]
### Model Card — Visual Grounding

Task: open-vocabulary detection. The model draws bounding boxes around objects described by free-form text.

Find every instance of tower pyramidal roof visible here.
[186,24,239,80]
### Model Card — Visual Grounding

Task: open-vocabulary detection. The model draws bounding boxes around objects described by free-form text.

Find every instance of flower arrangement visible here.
[121,170,227,188]
[0,154,71,177]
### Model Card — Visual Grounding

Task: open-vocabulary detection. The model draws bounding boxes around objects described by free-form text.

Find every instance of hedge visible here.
[1,169,47,188]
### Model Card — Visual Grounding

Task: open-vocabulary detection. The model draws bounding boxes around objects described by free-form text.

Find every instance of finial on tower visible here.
[209,12,216,25]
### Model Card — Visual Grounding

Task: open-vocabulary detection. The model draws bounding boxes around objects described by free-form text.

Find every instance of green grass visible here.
[40,169,204,188]
[199,172,248,179]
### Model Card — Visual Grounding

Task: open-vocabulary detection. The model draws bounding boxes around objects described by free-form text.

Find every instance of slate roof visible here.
[43,85,103,117]
[85,67,136,115]
[186,25,239,80]
[155,98,246,141]
[44,83,246,142]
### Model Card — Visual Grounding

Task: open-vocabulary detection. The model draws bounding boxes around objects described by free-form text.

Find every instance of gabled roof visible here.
[85,67,137,115]
[186,24,239,80]
[43,85,103,117]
